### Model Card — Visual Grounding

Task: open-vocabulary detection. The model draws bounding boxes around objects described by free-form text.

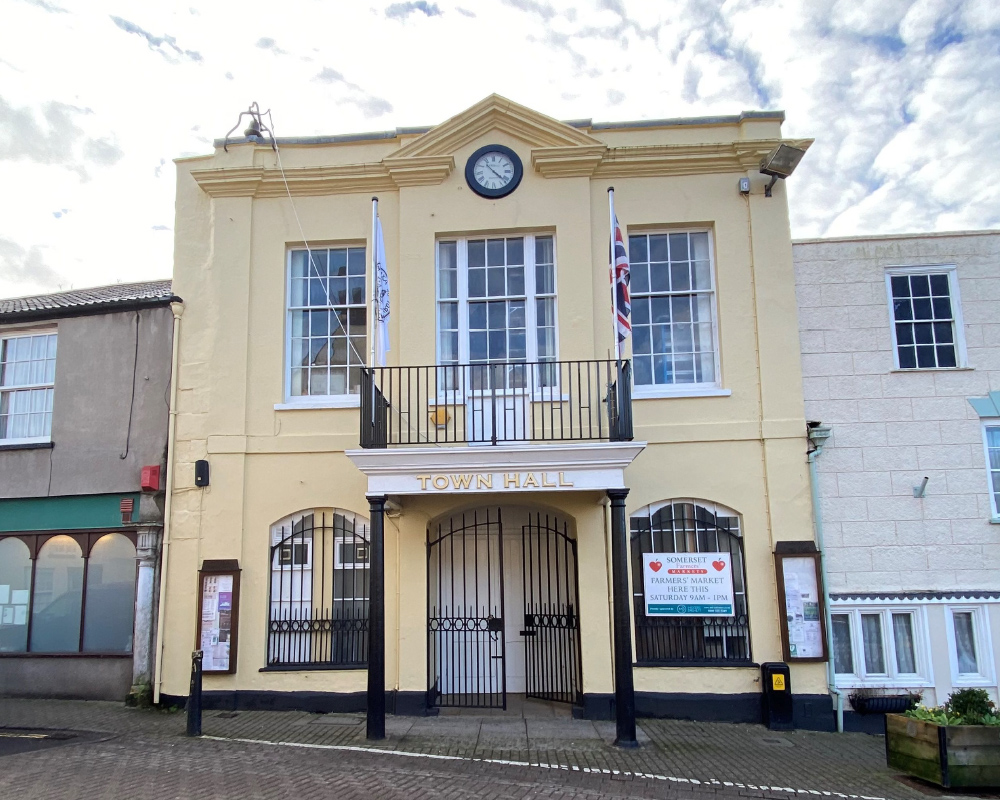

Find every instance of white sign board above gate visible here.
[642,552,735,616]
[346,442,646,496]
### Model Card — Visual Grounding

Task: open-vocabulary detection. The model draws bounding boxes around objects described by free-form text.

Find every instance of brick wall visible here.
[794,232,1000,593]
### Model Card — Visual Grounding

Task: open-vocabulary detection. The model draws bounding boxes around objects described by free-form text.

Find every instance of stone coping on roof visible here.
[0,279,175,320]
[213,110,786,149]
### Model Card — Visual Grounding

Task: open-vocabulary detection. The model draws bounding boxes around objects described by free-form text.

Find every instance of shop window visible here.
[267,509,370,668]
[886,267,965,369]
[630,500,750,664]
[627,231,720,393]
[0,330,57,443]
[831,607,928,687]
[286,246,367,402]
[82,534,138,653]
[0,533,137,655]
[947,606,994,685]
[0,537,32,652]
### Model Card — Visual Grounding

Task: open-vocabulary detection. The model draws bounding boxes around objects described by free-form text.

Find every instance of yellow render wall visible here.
[163,109,821,700]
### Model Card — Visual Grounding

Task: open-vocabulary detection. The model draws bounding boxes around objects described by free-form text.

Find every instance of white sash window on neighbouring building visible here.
[436,235,557,392]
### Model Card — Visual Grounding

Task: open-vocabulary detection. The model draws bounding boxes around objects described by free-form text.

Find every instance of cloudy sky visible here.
[1,0,998,298]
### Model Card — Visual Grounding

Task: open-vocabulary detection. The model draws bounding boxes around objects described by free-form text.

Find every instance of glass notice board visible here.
[774,551,827,662]
[197,563,240,674]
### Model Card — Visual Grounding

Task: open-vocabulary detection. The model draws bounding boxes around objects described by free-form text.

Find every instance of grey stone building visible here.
[794,230,1000,723]
[0,280,177,701]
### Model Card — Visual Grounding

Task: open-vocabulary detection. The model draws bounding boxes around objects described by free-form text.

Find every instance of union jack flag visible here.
[610,206,631,343]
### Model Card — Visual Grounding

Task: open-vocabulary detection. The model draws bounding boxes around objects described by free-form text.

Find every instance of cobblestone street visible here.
[0,699,936,800]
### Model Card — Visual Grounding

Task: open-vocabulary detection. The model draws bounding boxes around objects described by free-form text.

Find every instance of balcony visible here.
[359,359,633,449]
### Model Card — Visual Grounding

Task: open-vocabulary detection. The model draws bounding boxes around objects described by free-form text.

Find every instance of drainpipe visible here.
[806,422,842,732]
[153,300,184,704]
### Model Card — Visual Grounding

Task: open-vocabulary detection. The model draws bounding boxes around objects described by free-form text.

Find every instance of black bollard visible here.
[186,650,203,736]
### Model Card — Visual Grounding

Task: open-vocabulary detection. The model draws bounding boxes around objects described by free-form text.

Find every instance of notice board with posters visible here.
[774,548,827,662]
[197,560,241,674]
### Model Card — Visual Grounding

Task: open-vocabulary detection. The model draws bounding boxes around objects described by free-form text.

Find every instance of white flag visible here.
[374,213,390,367]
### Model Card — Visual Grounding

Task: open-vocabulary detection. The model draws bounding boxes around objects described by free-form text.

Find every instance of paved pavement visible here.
[0,698,932,800]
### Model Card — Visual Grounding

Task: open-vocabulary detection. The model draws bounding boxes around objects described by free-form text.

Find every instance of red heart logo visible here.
[712,560,725,571]
[649,561,662,572]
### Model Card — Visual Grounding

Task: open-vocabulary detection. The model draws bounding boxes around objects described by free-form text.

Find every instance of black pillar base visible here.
[608,488,637,747]
[366,494,387,741]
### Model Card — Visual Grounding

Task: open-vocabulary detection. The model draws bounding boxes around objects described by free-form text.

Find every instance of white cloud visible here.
[1,0,998,298]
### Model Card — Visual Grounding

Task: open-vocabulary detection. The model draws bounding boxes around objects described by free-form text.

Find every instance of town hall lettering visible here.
[415,472,575,491]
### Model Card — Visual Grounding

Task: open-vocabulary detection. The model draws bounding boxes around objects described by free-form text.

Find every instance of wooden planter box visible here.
[886,713,1000,789]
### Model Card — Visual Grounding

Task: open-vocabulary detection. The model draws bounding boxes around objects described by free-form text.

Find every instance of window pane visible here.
[832,614,854,674]
[0,538,32,653]
[892,613,917,674]
[30,535,84,653]
[861,613,886,673]
[82,534,136,653]
[954,611,979,674]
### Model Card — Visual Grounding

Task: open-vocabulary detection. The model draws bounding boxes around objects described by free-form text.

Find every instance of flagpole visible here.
[608,187,621,362]
[370,197,378,369]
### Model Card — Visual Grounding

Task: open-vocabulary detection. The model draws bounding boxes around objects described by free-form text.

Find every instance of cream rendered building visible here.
[157,96,831,732]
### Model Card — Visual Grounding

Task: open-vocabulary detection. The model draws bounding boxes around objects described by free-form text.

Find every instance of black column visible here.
[366,494,387,741]
[608,488,637,747]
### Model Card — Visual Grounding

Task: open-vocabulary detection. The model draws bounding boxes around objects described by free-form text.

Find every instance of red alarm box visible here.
[141,465,161,492]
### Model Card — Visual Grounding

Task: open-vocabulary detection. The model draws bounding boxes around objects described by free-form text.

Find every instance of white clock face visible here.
[473,151,515,190]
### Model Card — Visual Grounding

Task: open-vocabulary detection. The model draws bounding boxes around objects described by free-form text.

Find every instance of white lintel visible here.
[346,441,646,496]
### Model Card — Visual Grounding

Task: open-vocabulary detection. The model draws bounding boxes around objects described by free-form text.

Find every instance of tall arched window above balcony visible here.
[267,509,370,668]
[630,499,751,664]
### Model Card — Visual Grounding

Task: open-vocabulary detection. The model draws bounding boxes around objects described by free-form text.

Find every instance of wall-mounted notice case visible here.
[774,544,827,662]
[197,559,241,674]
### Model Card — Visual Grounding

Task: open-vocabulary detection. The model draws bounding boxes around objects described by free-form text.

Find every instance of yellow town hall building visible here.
[157,95,830,734]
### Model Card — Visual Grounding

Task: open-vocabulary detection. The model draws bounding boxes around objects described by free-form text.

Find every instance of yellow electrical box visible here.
[771,674,786,691]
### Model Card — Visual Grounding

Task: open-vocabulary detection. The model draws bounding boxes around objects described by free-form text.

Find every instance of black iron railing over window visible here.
[359,359,632,448]
[267,511,369,668]
[630,501,752,665]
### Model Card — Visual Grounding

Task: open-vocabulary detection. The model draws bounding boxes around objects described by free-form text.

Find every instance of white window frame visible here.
[983,420,1000,522]
[830,606,933,689]
[945,605,995,686]
[884,265,967,370]
[435,233,558,401]
[333,535,369,570]
[280,245,367,410]
[0,327,57,445]
[626,228,726,399]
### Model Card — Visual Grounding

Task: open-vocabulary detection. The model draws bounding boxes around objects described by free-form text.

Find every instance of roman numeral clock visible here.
[465,144,523,198]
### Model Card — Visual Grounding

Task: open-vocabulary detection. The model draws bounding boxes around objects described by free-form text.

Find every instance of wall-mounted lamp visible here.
[760,144,807,197]
[913,476,929,498]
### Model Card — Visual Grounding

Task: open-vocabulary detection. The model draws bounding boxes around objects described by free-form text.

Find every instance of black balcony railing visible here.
[359,360,633,448]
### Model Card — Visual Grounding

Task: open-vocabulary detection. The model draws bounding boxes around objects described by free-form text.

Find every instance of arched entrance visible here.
[426,506,581,710]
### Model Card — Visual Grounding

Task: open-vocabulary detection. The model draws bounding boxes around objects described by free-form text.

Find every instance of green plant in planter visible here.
[904,688,1000,726]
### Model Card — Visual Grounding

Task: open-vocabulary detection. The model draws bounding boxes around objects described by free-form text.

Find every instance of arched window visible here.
[0,538,32,653]
[267,509,370,668]
[30,535,85,653]
[82,534,137,653]
[630,499,751,664]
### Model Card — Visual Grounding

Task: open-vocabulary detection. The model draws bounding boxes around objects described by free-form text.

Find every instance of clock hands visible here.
[484,161,506,182]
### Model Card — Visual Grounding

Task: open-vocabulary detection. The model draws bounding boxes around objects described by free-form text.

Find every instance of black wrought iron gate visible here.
[521,513,582,704]
[427,509,506,709]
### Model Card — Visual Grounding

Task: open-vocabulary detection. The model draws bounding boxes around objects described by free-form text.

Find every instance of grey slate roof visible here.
[0,279,175,320]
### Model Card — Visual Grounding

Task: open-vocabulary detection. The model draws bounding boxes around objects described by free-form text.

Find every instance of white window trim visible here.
[945,604,995,686]
[982,419,1000,522]
[884,264,968,370]
[627,228,724,392]
[831,606,934,689]
[0,328,57,444]
[283,245,367,407]
[435,234,558,402]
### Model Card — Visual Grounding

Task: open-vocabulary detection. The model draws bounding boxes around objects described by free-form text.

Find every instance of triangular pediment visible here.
[391,94,601,159]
